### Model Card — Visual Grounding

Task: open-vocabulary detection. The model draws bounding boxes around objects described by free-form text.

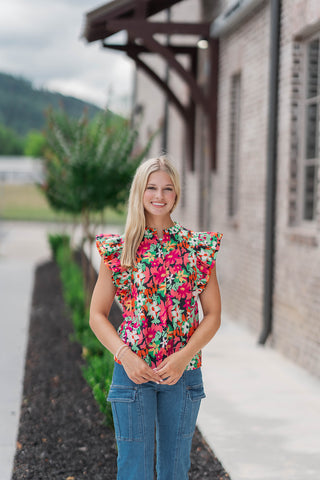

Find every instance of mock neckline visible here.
[144,221,181,237]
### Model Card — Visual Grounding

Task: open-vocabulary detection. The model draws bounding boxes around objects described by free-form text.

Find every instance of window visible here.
[302,37,320,222]
[228,73,241,218]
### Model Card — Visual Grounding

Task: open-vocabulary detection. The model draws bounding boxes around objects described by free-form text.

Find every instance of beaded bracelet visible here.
[118,346,130,361]
[115,344,129,361]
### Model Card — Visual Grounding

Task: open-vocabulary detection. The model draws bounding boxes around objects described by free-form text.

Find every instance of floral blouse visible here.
[96,222,223,370]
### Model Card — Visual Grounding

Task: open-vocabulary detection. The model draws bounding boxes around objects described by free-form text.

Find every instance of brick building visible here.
[84,0,320,378]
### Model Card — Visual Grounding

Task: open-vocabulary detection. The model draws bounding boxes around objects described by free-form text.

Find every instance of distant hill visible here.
[0,72,102,136]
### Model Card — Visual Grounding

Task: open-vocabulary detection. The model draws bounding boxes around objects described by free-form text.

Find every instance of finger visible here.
[154,365,168,375]
[143,369,163,383]
[153,360,167,374]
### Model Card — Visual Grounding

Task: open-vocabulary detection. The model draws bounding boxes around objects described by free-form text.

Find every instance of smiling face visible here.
[143,170,177,222]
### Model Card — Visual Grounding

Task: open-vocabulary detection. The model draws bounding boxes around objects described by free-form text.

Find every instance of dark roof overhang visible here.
[83,0,219,170]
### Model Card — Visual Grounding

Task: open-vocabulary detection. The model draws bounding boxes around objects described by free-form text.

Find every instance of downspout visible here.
[162,8,171,153]
[258,0,282,344]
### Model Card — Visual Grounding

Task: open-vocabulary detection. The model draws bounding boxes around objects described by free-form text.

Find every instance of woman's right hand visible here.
[121,349,163,384]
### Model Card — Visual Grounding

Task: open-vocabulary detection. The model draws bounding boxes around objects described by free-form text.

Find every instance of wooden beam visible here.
[140,35,208,111]
[129,54,186,119]
[104,42,198,56]
[107,20,210,36]
[208,38,219,170]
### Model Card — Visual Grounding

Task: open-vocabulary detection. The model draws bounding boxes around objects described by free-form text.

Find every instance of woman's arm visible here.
[155,264,221,384]
[89,259,162,384]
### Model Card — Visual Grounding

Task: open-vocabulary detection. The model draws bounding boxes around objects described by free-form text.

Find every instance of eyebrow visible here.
[147,183,174,186]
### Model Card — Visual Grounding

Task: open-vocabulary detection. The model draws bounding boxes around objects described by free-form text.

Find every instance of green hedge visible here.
[48,233,114,428]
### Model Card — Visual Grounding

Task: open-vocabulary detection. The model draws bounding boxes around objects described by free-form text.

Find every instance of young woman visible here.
[89,156,223,480]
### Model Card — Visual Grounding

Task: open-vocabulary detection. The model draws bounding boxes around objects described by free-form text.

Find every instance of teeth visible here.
[153,203,165,206]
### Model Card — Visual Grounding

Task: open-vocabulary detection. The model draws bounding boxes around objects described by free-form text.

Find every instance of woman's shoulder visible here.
[177,223,223,249]
[96,233,124,259]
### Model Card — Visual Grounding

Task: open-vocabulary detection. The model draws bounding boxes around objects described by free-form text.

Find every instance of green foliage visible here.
[42,108,150,215]
[48,233,70,260]
[24,130,47,158]
[50,235,114,427]
[0,123,24,154]
[0,71,101,136]
[82,351,114,426]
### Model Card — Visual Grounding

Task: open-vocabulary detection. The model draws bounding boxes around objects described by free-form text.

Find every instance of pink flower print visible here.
[176,283,191,299]
[151,265,167,284]
[159,299,168,318]
[168,262,183,275]
[145,326,161,345]
[109,258,120,272]
[165,249,182,265]
[197,260,209,273]
[131,284,138,297]
[155,350,164,363]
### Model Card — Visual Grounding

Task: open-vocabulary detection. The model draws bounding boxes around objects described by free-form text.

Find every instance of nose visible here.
[155,189,163,200]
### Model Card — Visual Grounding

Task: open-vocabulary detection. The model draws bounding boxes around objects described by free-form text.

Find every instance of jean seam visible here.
[172,373,186,479]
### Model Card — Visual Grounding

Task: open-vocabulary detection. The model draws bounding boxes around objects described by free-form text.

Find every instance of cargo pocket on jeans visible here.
[182,383,206,438]
[107,386,143,441]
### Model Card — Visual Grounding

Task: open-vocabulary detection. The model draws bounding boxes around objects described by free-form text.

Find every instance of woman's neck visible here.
[145,215,174,237]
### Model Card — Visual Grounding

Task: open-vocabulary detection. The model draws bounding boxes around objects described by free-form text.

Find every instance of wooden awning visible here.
[83,0,219,170]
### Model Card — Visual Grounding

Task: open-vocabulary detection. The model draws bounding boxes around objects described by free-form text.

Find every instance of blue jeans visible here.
[107,363,206,480]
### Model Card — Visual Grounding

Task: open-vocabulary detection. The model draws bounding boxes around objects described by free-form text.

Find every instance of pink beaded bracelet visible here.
[115,344,129,361]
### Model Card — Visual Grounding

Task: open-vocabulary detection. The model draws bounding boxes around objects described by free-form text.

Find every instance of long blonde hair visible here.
[121,155,181,267]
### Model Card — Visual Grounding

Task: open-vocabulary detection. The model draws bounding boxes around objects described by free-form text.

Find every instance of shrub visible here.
[48,233,70,260]
[50,234,114,427]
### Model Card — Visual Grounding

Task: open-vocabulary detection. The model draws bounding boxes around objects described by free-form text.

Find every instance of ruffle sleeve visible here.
[96,234,131,293]
[192,231,223,295]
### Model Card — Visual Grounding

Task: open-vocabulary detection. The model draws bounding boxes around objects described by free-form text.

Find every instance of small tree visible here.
[24,130,47,158]
[41,108,154,302]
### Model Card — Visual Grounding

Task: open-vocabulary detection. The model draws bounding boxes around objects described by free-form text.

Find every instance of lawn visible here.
[0,183,126,225]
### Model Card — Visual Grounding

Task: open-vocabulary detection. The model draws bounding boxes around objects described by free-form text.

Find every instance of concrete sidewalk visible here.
[198,315,320,480]
[0,221,51,480]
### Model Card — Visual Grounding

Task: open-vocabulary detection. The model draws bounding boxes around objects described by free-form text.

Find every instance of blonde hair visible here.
[121,155,181,267]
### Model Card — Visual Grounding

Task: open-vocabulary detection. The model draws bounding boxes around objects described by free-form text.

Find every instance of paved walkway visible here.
[198,315,320,480]
[0,221,51,480]
[1,220,320,480]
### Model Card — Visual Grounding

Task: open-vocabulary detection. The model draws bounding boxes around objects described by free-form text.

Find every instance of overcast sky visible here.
[0,0,134,114]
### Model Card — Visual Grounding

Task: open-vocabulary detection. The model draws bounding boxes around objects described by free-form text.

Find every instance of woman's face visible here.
[143,170,177,219]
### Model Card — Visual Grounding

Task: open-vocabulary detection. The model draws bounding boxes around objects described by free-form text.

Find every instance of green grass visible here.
[0,183,126,224]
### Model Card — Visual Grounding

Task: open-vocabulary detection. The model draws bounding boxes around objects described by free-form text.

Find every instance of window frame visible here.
[227,72,242,221]
[298,33,320,229]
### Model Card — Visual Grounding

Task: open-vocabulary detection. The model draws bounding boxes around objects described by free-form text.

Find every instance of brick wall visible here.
[271,0,320,377]
[211,2,270,335]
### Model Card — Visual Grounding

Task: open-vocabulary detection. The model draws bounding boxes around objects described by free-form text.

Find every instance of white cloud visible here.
[0,0,133,114]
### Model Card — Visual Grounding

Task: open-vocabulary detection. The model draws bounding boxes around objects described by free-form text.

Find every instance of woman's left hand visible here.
[154,351,189,385]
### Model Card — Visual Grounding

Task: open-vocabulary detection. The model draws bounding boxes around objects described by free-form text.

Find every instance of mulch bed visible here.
[11,258,231,480]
